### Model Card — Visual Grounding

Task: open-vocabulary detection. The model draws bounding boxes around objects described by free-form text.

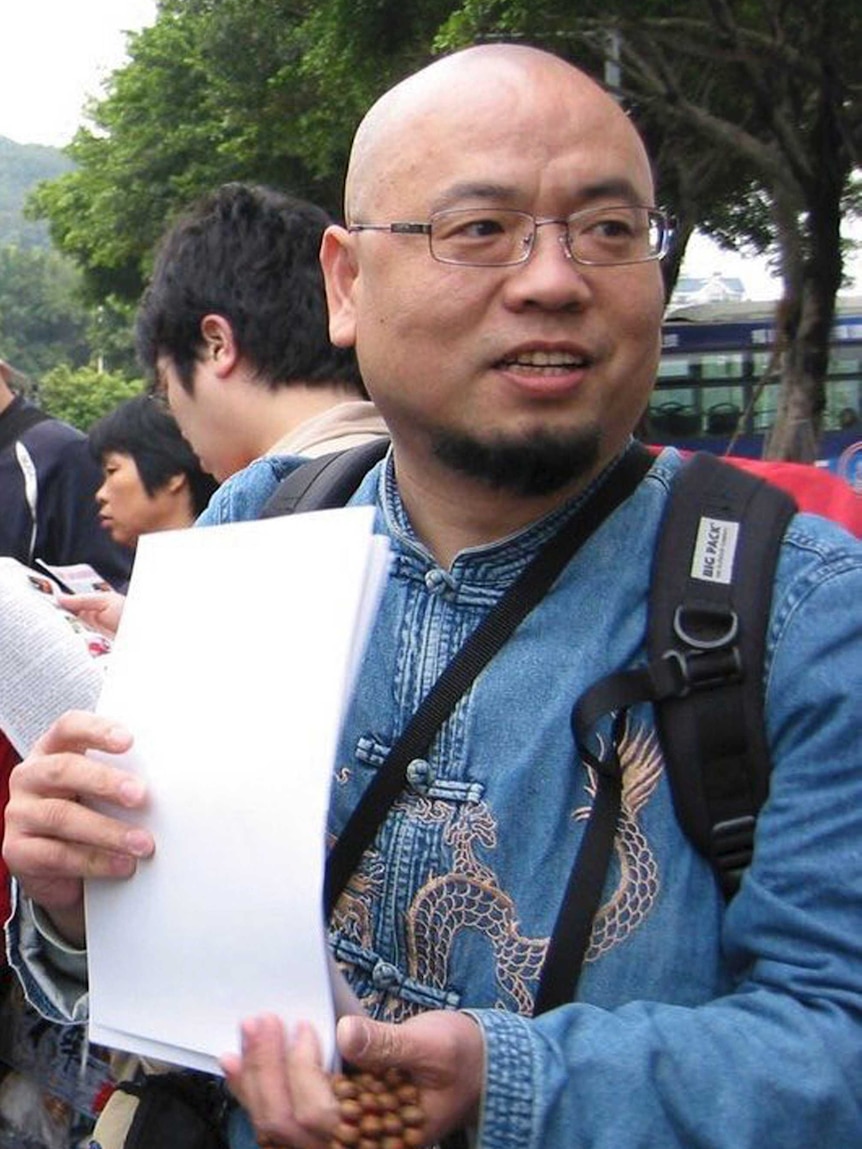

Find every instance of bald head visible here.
[344,44,653,221]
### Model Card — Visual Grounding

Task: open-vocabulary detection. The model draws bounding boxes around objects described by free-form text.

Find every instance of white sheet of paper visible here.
[84,507,388,1075]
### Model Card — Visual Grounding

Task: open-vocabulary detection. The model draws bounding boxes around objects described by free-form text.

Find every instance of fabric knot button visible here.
[371,960,401,990]
[424,568,448,592]
[406,758,434,791]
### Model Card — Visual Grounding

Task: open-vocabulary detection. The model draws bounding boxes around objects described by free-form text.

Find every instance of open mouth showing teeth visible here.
[499,350,589,370]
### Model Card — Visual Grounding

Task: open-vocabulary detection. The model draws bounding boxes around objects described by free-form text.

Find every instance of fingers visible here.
[31,709,132,759]
[337,1011,484,1138]
[57,591,125,638]
[2,711,154,929]
[222,1017,337,1149]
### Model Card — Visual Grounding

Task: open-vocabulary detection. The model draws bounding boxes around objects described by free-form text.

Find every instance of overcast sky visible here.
[0,1,157,148]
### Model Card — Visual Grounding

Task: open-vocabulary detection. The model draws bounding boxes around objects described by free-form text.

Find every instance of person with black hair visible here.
[88,394,218,549]
[135,182,386,523]
[0,359,133,589]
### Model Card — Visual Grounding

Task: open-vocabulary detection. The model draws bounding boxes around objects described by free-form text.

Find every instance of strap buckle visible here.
[711,814,757,894]
[661,646,743,698]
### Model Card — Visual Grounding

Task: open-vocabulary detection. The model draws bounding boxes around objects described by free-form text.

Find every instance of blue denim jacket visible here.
[195,454,304,526]
[10,447,862,1149]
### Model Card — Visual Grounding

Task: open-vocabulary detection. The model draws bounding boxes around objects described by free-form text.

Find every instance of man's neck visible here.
[245,383,359,460]
[392,452,600,569]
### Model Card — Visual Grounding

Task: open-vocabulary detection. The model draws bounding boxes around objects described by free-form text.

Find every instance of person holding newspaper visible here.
[3,43,862,1149]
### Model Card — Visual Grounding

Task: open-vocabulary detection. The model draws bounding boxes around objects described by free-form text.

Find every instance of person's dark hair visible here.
[88,394,219,516]
[135,183,364,396]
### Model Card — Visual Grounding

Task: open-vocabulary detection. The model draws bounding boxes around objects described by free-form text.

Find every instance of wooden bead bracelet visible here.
[329,1066,426,1149]
[255,1067,426,1149]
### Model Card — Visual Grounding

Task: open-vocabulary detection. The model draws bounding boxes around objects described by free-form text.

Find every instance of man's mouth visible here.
[498,349,590,373]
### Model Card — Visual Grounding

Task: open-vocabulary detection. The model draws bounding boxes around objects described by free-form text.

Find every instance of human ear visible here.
[164,472,188,495]
[199,314,239,376]
[320,226,359,349]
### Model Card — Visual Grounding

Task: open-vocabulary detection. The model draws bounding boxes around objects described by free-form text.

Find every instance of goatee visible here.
[431,426,602,497]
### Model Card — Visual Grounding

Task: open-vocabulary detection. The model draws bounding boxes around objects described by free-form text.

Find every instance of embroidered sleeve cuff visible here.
[463,1008,536,1149]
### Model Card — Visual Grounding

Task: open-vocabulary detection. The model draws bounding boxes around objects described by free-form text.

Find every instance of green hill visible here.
[0,137,74,249]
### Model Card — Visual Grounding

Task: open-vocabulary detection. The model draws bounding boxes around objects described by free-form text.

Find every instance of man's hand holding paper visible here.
[2,710,153,949]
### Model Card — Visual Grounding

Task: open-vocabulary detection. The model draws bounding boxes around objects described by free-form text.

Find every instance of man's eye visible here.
[443,215,507,239]
[592,217,635,239]
[465,217,506,236]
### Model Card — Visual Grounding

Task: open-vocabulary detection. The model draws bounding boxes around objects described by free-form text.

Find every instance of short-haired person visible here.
[0,359,133,589]
[64,184,387,636]
[135,182,386,521]
[4,45,861,1149]
[89,394,219,549]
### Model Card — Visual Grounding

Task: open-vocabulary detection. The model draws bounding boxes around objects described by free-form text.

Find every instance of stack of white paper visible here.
[85,507,389,1075]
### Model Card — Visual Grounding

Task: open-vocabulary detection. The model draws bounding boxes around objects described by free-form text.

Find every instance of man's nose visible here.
[531,219,573,263]
[504,220,592,310]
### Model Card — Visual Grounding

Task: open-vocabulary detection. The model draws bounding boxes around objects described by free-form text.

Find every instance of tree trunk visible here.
[763,66,846,461]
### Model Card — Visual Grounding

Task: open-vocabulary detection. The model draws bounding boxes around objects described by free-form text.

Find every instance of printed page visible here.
[35,559,117,595]
[0,558,109,755]
[84,508,389,1075]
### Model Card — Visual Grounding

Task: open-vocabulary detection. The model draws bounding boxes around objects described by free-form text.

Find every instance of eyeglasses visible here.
[348,204,672,267]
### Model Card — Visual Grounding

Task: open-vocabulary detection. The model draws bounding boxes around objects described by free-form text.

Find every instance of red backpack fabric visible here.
[0,731,18,935]
[650,449,862,538]
[719,457,861,537]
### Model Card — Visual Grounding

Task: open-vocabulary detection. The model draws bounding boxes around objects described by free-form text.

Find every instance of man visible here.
[4,44,861,1149]
[59,183,387,636]
[0,359,133,588]
[135,181,386,523]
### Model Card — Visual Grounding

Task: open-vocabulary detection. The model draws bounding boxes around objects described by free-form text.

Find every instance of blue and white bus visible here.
[650,296,862,489]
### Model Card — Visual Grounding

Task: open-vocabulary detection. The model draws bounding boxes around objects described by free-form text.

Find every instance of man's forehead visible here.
[347,52,646,216]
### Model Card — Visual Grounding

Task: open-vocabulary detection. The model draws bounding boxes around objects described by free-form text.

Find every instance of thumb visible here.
[336,1015,407,1072]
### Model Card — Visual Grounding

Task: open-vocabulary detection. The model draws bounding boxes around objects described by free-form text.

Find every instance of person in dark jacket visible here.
[0,359,133,590]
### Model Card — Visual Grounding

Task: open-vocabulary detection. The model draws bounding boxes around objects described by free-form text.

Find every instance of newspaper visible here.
[0,558,110,756]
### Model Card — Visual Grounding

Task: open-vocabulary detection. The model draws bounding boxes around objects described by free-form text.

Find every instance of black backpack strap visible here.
[532,453,796,1015]
[0,397,50,455]
[259,438,390,518]
[648,453,796,896]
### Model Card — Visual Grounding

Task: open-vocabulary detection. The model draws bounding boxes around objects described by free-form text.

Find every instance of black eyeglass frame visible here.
[347,204,674,267]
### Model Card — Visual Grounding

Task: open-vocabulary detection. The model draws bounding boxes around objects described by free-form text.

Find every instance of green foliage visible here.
[37,363,142,432]
[87,297,141,380]
[0,246,91,377]
[0,137,73,250]
[30,0,353,302]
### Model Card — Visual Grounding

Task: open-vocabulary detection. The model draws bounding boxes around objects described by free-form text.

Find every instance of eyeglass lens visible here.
[429,206,663,266]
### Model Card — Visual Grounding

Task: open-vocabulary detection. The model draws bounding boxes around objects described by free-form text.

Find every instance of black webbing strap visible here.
[0,396,50,455]
[324,443,654,916]
[260,438,390,518]
[532,707,626,1015]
